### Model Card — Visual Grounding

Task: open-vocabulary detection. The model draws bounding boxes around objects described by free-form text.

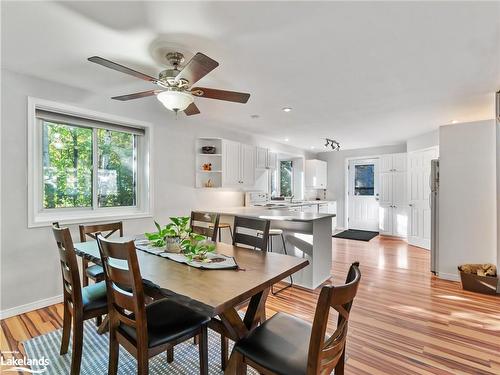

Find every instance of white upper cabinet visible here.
[256,147,268,169]
[379,155,393,173]
[240,144,255,186]
[267,151,277,170]
[393,153,407,172]
[255,147,277,170]
[223,140,242,187]
[222,140,255,188]
[305,159,327,189]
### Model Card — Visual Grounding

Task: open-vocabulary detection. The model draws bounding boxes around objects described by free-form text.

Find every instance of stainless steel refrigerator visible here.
[430,159,439,274]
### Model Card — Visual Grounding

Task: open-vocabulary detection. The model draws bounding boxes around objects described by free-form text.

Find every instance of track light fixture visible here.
[324,138,341,151]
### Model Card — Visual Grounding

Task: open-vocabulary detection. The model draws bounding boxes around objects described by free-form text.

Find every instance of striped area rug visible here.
[23,321,259,374]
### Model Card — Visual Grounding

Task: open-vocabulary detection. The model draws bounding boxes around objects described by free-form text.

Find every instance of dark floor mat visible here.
[333,229,379,242]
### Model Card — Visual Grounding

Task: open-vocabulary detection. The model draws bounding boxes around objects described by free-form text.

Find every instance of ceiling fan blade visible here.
[175,53,219,85]
[184,102,201,116]
[191,87,250,103]
[88,56,157,83]
[111,90,159,101]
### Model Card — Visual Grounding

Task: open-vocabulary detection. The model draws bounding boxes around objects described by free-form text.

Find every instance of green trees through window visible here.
[279,160,293,197]
[42,121,137,209]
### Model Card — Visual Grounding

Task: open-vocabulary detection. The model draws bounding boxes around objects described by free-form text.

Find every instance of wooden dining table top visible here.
[73,240,309,317]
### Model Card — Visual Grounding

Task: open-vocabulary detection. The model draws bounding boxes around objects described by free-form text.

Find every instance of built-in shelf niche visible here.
[195,137,223,188]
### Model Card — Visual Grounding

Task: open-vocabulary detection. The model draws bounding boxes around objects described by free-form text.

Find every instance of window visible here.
[279,160,293,197]
[29,98,152,227]
[354,164,374,196]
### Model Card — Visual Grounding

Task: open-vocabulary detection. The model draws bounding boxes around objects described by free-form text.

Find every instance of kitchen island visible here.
[196,207,335,290]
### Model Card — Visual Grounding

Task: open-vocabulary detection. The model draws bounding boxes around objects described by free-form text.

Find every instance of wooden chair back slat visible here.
[306,262,361,375]
[232,216,270,251]
[97,235,147,345]
[79,222,123,242]
[190,212,220,242]
[52,223,83,310]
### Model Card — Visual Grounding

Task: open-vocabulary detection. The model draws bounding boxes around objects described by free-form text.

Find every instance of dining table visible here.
[73,238,309,345]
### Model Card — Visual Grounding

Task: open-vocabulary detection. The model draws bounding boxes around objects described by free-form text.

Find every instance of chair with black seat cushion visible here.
[190,211,220,242]
[96,234,210,375]
[226,262,361,375]
[52,223,108,375]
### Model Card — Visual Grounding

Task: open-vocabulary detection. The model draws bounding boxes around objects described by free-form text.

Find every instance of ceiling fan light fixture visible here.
[157,90,194,112]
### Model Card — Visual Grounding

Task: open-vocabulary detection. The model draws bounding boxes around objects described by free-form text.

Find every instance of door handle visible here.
[409,203,413,207]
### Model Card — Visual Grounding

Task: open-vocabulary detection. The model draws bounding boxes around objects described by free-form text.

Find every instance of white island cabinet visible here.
[198,207,336,290]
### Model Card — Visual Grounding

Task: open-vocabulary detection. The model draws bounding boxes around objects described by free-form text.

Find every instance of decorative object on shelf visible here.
[204,179,214,188]
[202,163,212,171]
[201,146,217,154]
[324,138,341,151]
[87,52,250,116]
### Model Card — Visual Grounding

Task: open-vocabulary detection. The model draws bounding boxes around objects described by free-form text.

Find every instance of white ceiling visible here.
[2,1,499,150]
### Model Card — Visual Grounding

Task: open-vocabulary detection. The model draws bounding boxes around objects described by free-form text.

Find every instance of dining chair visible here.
[52,223,108,375]
[96,234,210,375]
[190,211,220,242]
[79,221,123,326]
[208,216,271,370]
[226,262,362,375]
[232,216,270,251]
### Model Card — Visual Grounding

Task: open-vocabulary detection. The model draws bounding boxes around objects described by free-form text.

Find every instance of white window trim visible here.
[27,97,154,228]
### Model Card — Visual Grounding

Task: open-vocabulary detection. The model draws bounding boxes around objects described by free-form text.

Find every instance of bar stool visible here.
[210,222,233,243]
[257,228,293,295]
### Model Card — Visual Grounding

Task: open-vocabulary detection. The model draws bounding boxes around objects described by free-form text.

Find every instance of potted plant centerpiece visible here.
[145,217,192,253]
[144,217,216,261]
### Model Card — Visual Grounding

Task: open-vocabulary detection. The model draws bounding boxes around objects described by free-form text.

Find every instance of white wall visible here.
[438,120,497,280]
[0,69,310,315]
[317,144,407,229]
[406,130,439,152]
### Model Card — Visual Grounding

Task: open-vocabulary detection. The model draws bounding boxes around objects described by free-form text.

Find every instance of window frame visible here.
[28,97,153,228]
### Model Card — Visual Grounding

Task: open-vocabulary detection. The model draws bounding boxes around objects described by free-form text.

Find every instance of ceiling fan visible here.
[88,52,250,116]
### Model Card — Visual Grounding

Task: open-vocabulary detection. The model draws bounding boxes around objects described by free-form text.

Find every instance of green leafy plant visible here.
[164,216,191,240]
[144,221,171,248]
[181,237,216,262]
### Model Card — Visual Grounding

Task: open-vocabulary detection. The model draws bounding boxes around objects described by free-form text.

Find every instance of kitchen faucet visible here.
[289,195,294,203]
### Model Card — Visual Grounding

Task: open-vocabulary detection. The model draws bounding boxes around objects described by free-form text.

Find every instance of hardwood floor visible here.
[2,236,499,374]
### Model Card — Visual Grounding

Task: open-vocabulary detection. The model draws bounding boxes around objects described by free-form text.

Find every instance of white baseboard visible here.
[435,272,460,282]
[0,295,63,320]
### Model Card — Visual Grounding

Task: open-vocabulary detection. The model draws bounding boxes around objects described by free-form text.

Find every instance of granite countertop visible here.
[198,207,336,222]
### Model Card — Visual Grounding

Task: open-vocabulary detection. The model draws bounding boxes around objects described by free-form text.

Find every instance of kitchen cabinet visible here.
[256,147,268,169]
[305,159,327,189]
[240,144,256,186]
[222,140,255,187]
[378,153,408,237]
[256,147,277,169]
[319,201,337,232]
[267,152,277,170]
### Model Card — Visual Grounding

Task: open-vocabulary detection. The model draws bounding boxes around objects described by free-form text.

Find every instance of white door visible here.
[240,144,255,186]
[378,204,393,235]
[223,140,241,187]
[392,205,409,237]
[348,159,379,231]
[379,172,393,205]
[407,148,438,249]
